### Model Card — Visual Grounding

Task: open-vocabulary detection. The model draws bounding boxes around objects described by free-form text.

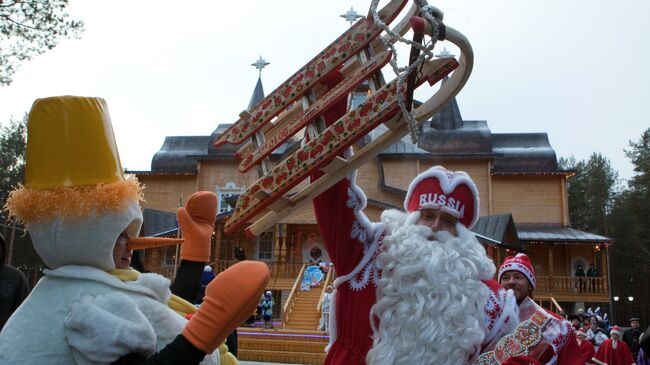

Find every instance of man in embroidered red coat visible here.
[313,166,519,365]
[497,254,584,365]
[593,326,636,365]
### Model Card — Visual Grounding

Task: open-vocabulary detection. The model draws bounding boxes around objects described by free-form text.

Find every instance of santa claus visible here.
[313,165,519,365]
[592,326,636,365]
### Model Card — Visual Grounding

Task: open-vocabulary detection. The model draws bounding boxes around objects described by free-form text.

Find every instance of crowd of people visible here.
[567,312,647,365]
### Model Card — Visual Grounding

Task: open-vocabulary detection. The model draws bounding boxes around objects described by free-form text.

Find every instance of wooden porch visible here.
[152,260,305,291]
[535,275,609,302]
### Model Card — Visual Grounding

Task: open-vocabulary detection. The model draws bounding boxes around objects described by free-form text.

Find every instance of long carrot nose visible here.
[126,236,184,251]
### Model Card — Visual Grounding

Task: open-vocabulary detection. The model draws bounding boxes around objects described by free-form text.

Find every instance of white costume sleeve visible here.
[64,292,157,364]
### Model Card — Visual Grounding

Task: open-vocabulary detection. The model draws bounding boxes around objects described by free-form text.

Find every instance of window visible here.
[258,231,274,260]
[216,182,244,214]
[162,245,177,267]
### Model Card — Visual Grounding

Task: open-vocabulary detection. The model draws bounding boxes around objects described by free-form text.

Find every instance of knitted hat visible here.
[610,326,621,336]
[403,166,479,228]
[498,253,536,289]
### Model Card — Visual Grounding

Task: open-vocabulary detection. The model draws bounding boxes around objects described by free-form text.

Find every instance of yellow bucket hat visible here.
[5,96,142,223]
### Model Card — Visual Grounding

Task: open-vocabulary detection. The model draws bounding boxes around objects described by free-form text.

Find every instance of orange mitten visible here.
[177,191,218,262]
[182,261,270,354]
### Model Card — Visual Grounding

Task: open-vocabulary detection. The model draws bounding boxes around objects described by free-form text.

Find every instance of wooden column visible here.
[548,247,554,293]
[601,246,609,292]
[273,224,282,260]
[560,176,569,226]
[487,161,493,215]
[280,224,288,266]
[214,223,222,262]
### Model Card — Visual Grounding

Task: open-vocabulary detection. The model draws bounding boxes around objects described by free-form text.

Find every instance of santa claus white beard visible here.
[367,214,495,365]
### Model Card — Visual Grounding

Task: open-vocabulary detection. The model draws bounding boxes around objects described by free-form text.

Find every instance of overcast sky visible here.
[1,0,648,183]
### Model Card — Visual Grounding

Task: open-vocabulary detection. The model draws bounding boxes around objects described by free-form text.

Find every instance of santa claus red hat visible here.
[403,166,479,228]
[610,326,621,336]
[498,253,536,289]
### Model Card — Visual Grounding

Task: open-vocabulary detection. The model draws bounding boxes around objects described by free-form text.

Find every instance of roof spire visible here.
[340,6,362,26]
[248,56,268,110]
[251,55,270,75]
[435,47,455,59]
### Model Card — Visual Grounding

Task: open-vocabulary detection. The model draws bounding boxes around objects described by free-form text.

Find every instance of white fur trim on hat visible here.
[403,166,480,228]
[498,253,536,289]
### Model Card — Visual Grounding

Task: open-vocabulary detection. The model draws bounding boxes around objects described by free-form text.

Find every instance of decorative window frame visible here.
[216,182,245,214]
[257,230,274,261]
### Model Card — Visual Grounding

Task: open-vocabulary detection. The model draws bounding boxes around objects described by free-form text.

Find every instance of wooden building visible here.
[129,75,613,322]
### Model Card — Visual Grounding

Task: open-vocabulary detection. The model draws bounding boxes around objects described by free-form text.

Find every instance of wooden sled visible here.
[213,0,408,149]
[216,3,474,237]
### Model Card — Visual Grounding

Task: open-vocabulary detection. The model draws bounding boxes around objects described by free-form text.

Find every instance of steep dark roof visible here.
[428,79,463,131]
[150,136,209,172]
[248,76,265,110]
[491,133,558,173]
[207,123,245,157]
[418,120,495,156]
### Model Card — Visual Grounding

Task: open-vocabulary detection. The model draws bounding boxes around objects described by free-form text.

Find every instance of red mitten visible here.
[177,191,217,262]
[182,261,270,354]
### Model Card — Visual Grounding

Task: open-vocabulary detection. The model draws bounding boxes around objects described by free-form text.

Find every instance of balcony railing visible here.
[535,276,608,296]
[151,260,306,280]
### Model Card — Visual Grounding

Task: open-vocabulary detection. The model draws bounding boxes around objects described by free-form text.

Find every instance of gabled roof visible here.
[472,213,524,251]
[516,224,613,244]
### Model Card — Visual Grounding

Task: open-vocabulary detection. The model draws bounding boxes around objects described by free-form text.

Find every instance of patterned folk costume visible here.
[476,253,584,365]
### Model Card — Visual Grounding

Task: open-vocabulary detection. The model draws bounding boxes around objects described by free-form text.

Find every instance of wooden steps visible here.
[237,328,328,365]
[267,277,297,290]
[284,287,323,330]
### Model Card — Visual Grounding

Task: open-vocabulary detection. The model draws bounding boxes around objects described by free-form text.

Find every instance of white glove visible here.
[64,292,157,364]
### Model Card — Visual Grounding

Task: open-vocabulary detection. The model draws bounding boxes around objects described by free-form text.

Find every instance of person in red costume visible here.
[496,253,584,364]
[577,328,597,365]
[592,326,636,365]
[313,161,519,365]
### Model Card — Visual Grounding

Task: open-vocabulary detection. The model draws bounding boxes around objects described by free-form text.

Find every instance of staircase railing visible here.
[282,263,306,328]
[550,296,563,314]
[316,268,335,320]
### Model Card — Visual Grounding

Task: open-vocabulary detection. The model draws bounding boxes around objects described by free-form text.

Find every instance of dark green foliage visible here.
[0,0,84,86]
[606,129,650,324]
[0,115,42,268]
[560,153,618,235]
[0,116,27,213]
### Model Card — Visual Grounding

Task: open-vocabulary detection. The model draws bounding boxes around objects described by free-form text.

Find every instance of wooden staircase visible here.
[284,285,323,330]
[237,328,328,364]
